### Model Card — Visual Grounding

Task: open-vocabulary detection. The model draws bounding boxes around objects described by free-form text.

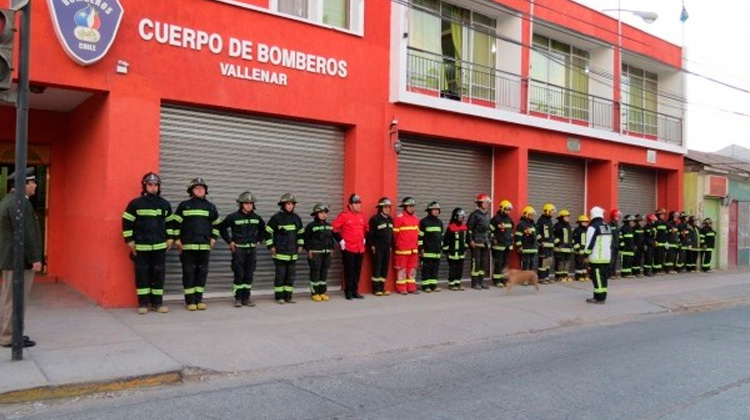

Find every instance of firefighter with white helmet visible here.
[585,206,612,304]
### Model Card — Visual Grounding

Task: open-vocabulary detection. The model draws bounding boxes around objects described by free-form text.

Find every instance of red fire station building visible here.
[0,0,684,307]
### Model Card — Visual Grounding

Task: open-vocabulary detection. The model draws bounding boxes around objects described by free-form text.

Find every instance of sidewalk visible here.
[1,270,749,402]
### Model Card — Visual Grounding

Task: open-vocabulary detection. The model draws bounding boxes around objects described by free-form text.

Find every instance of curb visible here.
[0,371,183,405]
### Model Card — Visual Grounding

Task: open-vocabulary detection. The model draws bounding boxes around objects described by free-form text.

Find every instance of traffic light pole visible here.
[11,0,30,362]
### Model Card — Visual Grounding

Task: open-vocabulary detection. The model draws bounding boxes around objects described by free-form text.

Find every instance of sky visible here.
[575,0,750,152]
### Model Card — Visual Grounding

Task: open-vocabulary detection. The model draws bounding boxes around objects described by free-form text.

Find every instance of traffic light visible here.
[0,8,16,91]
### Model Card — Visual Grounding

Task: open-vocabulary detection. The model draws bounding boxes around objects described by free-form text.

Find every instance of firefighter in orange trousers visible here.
[393,197,420,294]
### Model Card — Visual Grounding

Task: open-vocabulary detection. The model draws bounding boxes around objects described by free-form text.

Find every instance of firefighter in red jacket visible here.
[332,193,369,300]
[393,197,420,294]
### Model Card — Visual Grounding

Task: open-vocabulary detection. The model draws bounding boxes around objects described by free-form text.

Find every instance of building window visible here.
[276,0,355,31]
[530,34,590,121]
[407,0,497,101]
[622,64,658,136]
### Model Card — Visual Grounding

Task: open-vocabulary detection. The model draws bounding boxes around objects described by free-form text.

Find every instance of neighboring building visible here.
[0,0,685,307]
[684,150,750,269]
[716,144,750,164]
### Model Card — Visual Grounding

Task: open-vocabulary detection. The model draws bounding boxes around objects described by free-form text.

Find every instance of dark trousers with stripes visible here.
[371,246,391,294]
[632,248,644,276]
[574,254,588,280]
[521,253,538,271]
[231,248,256,302]
[308,252,331,295]
[342,250,364,298]
[134,250,166,307]
[554,252,572,279]
[653,245,665,274]
[421,257,440,291]
[492,248,511,285]
[589,263,610,302]
[538,249,553,281]
[180,250,210,305]
[609,249,620,277]
[676,248,687,272]
[274,257,297,301]
[701,249,714,271]
[470,246,489,287]
[643,246,655,276]
[621,252,634,277]
[664,245,678,273]
[447,258,464,287]
[685,250,699,272]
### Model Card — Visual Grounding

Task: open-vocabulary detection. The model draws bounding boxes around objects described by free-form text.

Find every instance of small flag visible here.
[680,5,689,22]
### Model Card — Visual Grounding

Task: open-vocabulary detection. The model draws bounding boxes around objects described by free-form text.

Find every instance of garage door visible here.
[527,153,585,218]
[398,137,493,281]
[160,106,344,296]
[618,164,656,217]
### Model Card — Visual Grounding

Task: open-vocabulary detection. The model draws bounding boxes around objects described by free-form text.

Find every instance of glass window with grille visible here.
[407,0,497,102]
[622,64,658,136]
[529,34,590,121]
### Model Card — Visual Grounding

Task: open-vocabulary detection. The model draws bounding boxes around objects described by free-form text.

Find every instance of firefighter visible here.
[553,209,573,282]
[700,218,716,272]
[122,173,173,314]
[653,208,668,275]
[676,212,690,273]
[643,214,658,277]
[608,209,622,279]
[367,197,394,296]
[393,197,420,295]
[443,208,468,291]
[467,194,492,290]
[419,201,444,292]
[632,215,645,277]
[585,206,613,304]
[685,216,701,273]
[219,191,265,308]
[304,203,334,302]
[619,215,636,278]
[332,193,369,300]
[572,215,589,282]
[537,203,556,283]
[664,211,681,274]
[265,193,304,304]
[172,177,220,311]
[490,199,514,287]
[515,206,538,272]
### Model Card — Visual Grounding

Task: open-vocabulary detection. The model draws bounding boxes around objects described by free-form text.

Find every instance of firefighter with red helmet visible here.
[173,177,220,311]
[393,197,420,294]
[122,172,173,314]
[265,193,304,304]
[553,209,573,282]
[515,206,538,272]
[467,193,492,289]
[490,199,515,287]
[537,203,556,283]
[419,201,444,292]
[367,197,394,296]
[608,208,622,278]
[332,193,369,300]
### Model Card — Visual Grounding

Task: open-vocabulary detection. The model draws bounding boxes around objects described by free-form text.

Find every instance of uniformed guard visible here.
[266,193,304,304]
[467,194,492,290]
[608,208,622,279]
[122,173,173,314]
[664,211,680,274]
[490,199,514,287]
[443,208,468,291]
[367,197,394,296]
[643,214,658,277]
[653,208,668,275]
[304,203,334,302]
[685,216,701,273]
[419,201,444,292]
[219,191,265,307]
[172,177,220,311]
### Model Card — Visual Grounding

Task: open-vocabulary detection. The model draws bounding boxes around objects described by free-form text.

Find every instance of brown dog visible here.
[503,268,540,294]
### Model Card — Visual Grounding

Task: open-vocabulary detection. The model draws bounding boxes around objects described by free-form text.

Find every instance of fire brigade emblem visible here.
[47,0,124,66]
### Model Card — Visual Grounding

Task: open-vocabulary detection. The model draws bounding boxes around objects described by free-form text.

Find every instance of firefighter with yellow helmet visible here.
[572,214,589,281]
[490,199,515,287]
[553,209,573,282]
[537,203,556,283]
[515,205,538,271]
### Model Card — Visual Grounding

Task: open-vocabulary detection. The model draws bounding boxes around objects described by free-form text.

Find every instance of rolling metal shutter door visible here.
[527,153,585,218]
[398,137,493,280]
[618,164,656,217]
[160,106,344,296]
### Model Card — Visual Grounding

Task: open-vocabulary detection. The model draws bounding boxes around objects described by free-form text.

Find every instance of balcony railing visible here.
[406,48,522,111]
[404,48,683,147]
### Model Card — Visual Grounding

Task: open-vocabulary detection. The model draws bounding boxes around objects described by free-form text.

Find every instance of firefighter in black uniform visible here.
[173,177,220,311]
[537,203,556,283]
[653,208,668,275]
[467,194,492,290]
[266,193,304,304]
[490,199,514,287]
[664,211,680,274]
[632,215,645,277]
[515,206,538,272]
[304,203,334,302]
[553,209,573,282]
[367,197,394,296]
[676,212,690,273]
[700,218,716,272]
[608,209,622,279]
[643,213,658,277]
[619,215,636,278]
[685,216,701,273]
[419,201,444,292]
[443,208,468,291]
[122,172,173,314]
[572,215,589,282]
[219,191,265,308]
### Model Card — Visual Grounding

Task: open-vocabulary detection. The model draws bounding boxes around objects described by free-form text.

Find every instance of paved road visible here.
[4,304,750,419]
